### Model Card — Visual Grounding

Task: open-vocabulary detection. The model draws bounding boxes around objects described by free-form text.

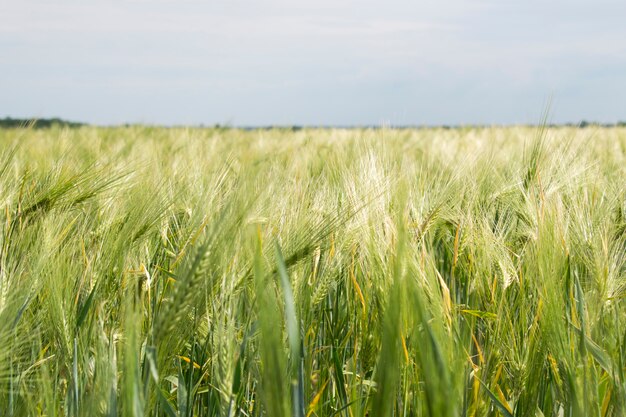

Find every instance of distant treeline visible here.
[240,121,626,131]
[1,117,626,130]
[575,120,626,128]
[0,117,84,129]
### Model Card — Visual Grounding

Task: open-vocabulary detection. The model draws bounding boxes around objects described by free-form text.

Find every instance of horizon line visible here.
[2,116,626,130]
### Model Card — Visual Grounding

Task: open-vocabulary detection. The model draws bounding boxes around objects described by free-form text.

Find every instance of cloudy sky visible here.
[1,0,625,126]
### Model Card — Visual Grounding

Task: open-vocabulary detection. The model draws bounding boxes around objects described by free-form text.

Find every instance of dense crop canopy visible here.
[0,126,624,416]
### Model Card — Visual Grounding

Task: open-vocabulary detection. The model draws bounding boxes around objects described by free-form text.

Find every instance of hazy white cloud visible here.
[1,0,625,125]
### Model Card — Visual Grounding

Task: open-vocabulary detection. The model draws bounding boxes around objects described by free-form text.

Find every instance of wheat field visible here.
[0,126,624,416]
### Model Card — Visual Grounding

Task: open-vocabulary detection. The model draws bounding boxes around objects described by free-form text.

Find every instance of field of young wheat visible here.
[0,126,624,416]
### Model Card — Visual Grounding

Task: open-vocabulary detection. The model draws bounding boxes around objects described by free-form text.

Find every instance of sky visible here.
[1,0,625,126]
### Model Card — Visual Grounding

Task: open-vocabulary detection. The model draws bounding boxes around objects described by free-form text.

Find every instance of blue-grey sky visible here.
[1,0,625,126]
